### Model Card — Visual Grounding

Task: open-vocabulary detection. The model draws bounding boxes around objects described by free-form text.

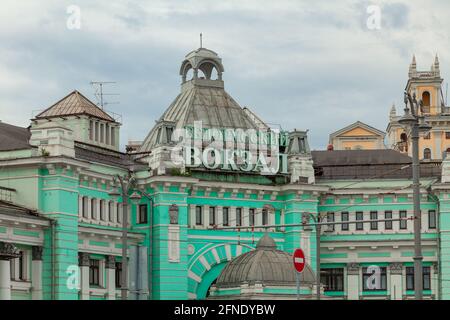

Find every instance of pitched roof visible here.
[329,121,386,141]
[0,122,32,151]
[34,90,115,122]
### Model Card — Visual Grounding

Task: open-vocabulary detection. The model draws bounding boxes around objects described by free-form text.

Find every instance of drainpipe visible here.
[51,220,56,300]
[149,197,153,300]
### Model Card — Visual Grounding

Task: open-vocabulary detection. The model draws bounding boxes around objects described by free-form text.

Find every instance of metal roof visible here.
[74,142,147,170]
[312,149,441,179]
[34,90,115,122]
[215,235,315,288]
[0,122,32,151]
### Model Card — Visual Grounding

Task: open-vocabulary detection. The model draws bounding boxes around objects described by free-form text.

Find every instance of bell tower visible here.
[387,55,450,160]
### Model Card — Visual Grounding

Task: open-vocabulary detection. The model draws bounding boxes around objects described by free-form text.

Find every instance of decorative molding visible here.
[78,252,90,266]
[389,262,403,275]
[347,263,360,275]
[32,246,43,261]
[0,241,20,261]
[105,255,115,269]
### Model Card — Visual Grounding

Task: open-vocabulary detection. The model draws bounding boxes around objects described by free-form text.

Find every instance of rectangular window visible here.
[400,210,407,230]
[262,209,268,225]
[406,266,431,290]
[428,210,436,229]
[89,120,94,140]
[321,268,344,292]
[138,204,148,224]
[82,197,89,218]
[117,203,122,223]
[327,212,335,231]
[356,211,364,230]
[108,202,114,222]
[110,127,115,146]
[446,132,450,140]
[223,207,229,226]
[236,208,242,226]
[100,123,105,143]
[209,207,216,226]
[195,206,203,225]
[385,211,393,230]
[249,208,255,226]
[94,122,99,142]
[105,124,110,144]
[341,212,349,231]
[115,262,122,288]
[89,259,100,286]
[91,198,97,220]
[100,200,105,221]
[362,267,387,291]
[370,211,378,230]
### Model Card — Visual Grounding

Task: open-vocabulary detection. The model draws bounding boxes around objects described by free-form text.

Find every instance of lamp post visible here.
[302,212,326,300]
[108,174,142,300]
[398,91,432,300]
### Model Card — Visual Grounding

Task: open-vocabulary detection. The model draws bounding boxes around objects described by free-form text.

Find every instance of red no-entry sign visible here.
[293,248,305,273]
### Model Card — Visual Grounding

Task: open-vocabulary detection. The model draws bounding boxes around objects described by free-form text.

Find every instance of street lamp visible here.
[398,91,432,300]
[302,212,326,300]
[108,174,141,300]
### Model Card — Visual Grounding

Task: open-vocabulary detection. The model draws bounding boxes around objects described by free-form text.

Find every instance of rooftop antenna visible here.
[200,33,203,48]
[90,81,120,109]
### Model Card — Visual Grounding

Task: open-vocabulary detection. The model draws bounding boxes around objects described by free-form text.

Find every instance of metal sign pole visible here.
[296,272,300,300]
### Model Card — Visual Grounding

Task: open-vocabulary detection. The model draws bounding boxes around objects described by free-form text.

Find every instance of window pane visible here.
[356,212,364,230]
[223,207,229,226]
[370,211,378,230]
[400,211,407,229]
[341,212,349,231]
[236,208,242,226]
[428,210,436,229]
[195,206,202,225]
[327,212,334,231]
[385,211,392,230]
[209,207,216,226]
[249,209,255,226]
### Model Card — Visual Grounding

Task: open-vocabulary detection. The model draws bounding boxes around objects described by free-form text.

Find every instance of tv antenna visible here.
[90,81,120,109]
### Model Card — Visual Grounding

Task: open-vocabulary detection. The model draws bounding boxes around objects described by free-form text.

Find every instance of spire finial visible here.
[412,54,416,65]
[200,33,203,48]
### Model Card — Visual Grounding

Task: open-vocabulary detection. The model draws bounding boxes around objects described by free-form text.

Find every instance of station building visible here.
[0,47,450,300]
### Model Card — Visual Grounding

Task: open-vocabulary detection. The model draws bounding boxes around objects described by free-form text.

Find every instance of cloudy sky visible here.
[1,0,449,150]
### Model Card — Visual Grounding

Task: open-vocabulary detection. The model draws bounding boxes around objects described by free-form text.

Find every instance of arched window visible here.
[400,132,408,142]
[424,148,432,160]
[422,91,431,106]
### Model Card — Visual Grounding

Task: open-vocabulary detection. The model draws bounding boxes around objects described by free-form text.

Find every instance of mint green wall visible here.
[39,169,79,300]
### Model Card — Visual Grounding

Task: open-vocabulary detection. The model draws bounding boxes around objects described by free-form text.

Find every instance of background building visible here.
[329,121,386,150]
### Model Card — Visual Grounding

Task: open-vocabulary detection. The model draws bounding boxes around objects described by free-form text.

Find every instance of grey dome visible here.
[215,235,315,288]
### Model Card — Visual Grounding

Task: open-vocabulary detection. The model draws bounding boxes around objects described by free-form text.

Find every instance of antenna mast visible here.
[200,33,203,48]
[90,81,119,109]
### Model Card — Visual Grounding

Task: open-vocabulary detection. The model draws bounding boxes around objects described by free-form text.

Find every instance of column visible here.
[217,207,223,227]
[79,252,90,300]
[203,205,210,228]
[78,196,83,218]
[389,262,402,300]
[0,242,20,300]
[255,208,262,229]
[243,207,250,226]
[189,205,196,227]
[347,263,360,300]
[106,255,116,300]
[230,207,237,227]
[432,263,438,299]
[31,246,43,300]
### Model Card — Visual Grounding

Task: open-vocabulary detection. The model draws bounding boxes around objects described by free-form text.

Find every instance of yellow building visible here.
[387,55,450,160]
[329,121,386,150]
